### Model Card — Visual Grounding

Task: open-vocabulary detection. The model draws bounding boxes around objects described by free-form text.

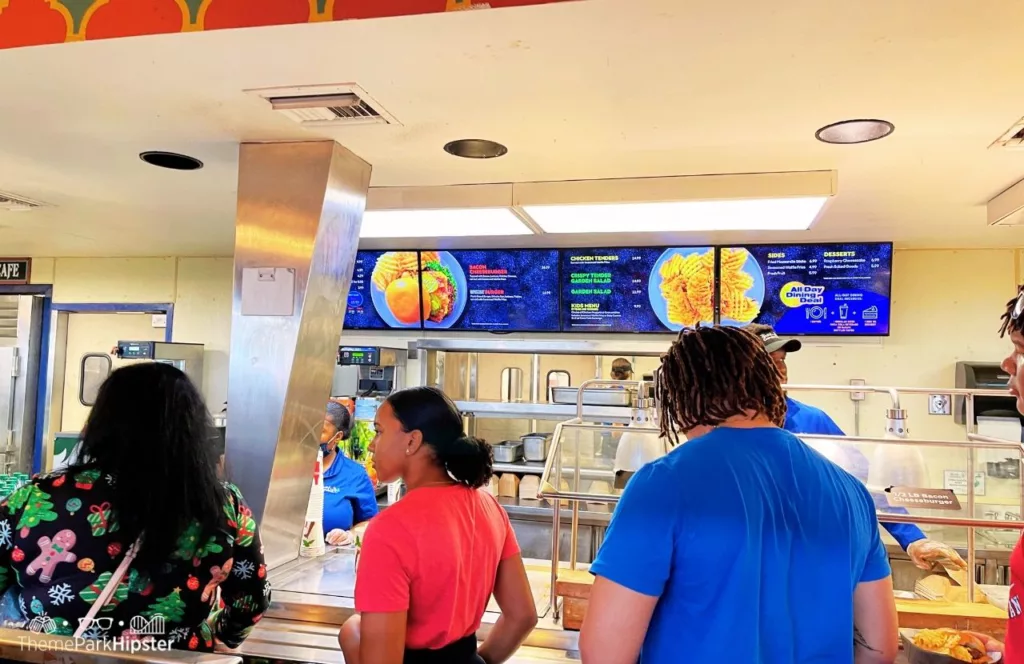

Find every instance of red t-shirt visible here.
[1007,536,1024,657]
[354,485,520,649]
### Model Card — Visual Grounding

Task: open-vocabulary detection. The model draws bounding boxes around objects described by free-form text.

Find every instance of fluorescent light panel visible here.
[522,196,829,233]
[360,208,532,238]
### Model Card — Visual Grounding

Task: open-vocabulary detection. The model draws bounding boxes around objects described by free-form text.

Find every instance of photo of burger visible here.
[367,251,466,328]
[420,252,467,328]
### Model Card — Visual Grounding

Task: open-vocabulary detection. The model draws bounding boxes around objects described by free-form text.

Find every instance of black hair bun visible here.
[444,436,494,489]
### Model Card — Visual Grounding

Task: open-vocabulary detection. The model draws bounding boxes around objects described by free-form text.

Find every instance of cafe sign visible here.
[0,259,30,285]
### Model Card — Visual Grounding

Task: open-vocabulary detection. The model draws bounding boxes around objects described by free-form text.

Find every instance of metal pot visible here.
[521,433,551,462]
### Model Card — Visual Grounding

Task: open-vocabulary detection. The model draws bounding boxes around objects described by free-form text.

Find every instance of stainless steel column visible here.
[225,141,371,569]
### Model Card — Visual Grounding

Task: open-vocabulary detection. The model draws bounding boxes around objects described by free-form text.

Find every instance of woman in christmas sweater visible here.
[0,362,270,651]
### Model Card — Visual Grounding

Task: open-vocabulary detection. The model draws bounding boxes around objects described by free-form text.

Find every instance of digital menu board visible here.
[719,243,892,335]
[560,247,715,333]
[345,251,423,330]
[420,250,559,331]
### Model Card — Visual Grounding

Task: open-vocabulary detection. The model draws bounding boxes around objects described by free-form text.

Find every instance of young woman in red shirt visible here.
[339,386,537,664]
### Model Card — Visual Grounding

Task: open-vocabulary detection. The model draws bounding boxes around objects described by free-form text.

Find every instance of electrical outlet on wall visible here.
[850,378,866,401]
[929,394,952,416]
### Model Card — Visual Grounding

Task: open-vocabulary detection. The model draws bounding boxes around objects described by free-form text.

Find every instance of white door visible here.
[60,313,164,434]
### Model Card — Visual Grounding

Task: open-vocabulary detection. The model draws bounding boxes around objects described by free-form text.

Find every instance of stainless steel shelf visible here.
[494,461,615,481]
[455,400,632,422]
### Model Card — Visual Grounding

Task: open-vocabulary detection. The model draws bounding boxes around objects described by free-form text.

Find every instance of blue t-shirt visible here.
[323,454,379,533]
[590,426,890,663]
[784,397,925,550]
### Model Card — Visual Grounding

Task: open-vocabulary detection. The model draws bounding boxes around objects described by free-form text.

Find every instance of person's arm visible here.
[349,518,410,664]
[479,513,536,664]
[854,489,898,664]
[215,485,271,648]
[580,464,675,664]
[854,578,899,664]
[581,576,659,663]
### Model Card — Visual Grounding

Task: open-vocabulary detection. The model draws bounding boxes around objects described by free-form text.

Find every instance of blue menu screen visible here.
[719,243,893,335]
[345,250,423,330]
[433,249,560,332]
[560,247,716,333]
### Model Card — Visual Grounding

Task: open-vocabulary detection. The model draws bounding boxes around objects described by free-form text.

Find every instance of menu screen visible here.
[420,250,559,331]
[560,247,715,333]
[345,251,423,330]
[719,243,893,335]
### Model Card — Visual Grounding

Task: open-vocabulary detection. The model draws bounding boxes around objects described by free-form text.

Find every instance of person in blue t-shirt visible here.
[321,401,379,546]
[748,324,967,574]
[580,326,898,664]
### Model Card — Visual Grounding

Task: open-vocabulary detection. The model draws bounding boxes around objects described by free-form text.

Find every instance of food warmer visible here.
[540,384,1024,639]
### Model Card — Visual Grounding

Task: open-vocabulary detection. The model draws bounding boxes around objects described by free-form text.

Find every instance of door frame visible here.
[38,303,174,473]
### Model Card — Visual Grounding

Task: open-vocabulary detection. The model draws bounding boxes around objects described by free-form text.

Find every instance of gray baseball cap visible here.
[757,328,802,354]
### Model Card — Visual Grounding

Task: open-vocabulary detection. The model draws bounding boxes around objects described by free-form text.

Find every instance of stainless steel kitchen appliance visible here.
[333,345,406,397]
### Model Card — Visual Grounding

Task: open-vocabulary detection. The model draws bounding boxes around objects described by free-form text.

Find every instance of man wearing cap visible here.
[747,324,967,573]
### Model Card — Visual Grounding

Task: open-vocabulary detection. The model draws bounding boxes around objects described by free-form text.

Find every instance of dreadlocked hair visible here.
[657,325,787,442]
[999,285,1024,338]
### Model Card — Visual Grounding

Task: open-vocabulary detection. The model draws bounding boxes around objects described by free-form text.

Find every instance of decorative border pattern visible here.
[0,0,568,49]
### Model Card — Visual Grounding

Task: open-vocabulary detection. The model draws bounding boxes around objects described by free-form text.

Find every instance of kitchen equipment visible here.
[493,441,524,463]
[551,386,634,407]
[500,367,524,403]
[613,398,670,489]
[521,433,552,461]
[986,458,1020,479]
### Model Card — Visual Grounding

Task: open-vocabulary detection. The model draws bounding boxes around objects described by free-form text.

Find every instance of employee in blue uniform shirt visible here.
[749,324,967,572]
[321,401,379,546]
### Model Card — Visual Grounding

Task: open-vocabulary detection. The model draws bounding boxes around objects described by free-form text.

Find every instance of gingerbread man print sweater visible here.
[0,471,270,651]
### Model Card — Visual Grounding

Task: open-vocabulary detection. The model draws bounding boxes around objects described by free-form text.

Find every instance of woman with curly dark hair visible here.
[580,326,897,664]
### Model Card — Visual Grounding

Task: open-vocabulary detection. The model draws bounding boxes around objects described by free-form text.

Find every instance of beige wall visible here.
[31,257,234,407]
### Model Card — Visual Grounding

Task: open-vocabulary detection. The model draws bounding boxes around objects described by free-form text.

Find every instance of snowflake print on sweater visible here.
[47,583,73,606]
[0,474,269,653]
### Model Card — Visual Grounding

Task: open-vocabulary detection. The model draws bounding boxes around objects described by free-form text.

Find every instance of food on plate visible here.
[912,628,992,663]
[384,277,429,325]
[371,251,419,291]
[718,247,759,323]
[420,253,457,323]
[657,249,715,327]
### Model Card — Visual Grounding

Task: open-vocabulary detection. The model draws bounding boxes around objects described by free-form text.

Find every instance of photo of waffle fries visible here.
[655,249,716,328]
[718,247,760,323]
[367,251,441,327]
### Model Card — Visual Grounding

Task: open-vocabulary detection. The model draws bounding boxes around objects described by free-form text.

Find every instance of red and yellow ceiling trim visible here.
[0,0,569,49]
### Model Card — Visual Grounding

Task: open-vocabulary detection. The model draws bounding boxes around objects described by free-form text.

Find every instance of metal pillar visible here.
[225,141,371,569]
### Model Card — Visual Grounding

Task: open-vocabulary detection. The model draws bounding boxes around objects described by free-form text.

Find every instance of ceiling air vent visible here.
[0,192,46,212]
[990,117,1024,149]
[249,84,398,128]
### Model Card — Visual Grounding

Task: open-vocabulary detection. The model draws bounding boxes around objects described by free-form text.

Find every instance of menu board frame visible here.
[717,241,894,337]
[342,242,895,337]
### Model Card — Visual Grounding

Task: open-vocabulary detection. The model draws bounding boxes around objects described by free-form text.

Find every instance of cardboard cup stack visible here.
[300,449,326,558]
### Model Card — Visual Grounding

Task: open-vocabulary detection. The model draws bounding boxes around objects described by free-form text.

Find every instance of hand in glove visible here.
[906,538,967,571]
[326,529,353,546]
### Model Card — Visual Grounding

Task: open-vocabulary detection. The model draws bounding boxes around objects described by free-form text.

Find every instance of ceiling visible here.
[1,0,1024,256]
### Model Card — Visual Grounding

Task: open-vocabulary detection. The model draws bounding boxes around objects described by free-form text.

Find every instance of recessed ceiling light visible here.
[523,197,829,234]
[815,119,894,145]
[361,208,531,238]
[443,139,508,159]
[139,151,204,171]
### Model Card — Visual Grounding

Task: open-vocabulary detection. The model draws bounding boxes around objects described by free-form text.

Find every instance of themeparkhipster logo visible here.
[18,614,174,653]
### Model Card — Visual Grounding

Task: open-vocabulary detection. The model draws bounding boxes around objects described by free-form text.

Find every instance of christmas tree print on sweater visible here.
[142,588,187,623]
[8,485,57,537]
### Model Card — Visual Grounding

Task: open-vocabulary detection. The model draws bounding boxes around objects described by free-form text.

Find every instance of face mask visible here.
[320,443,332,454]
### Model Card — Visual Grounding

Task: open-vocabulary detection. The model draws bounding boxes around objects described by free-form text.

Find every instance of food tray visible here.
[493,441,524,463]
[551,387,634,407]
[899,629,1001,663]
